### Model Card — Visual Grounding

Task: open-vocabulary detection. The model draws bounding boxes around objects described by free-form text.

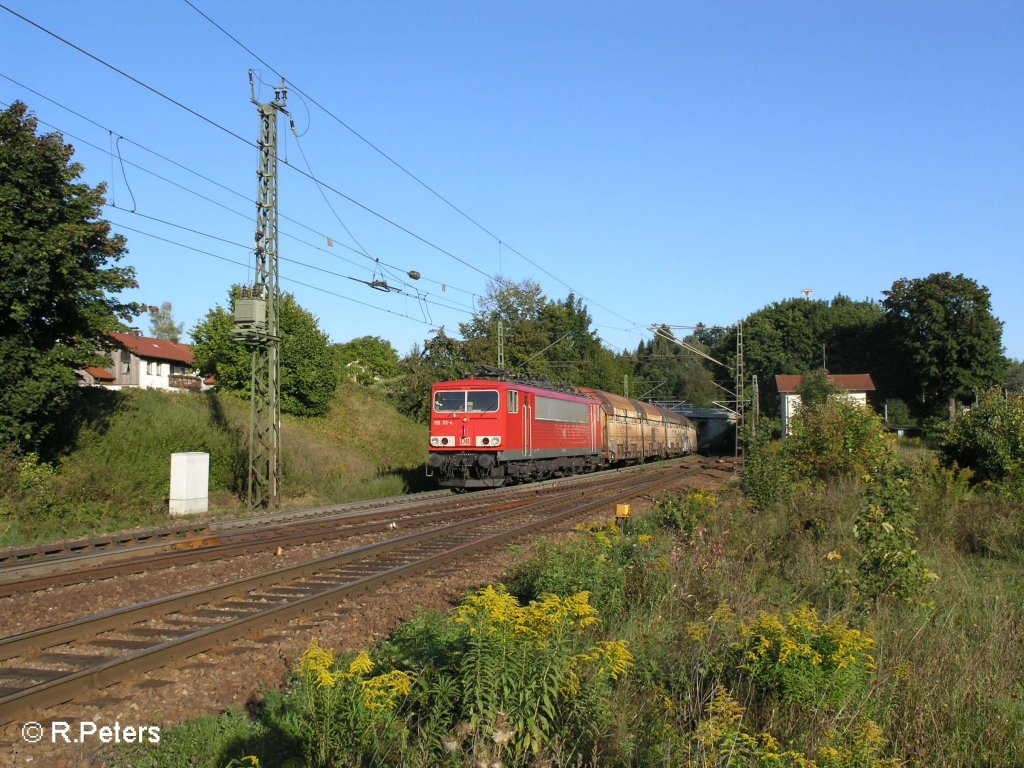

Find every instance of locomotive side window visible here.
[536,395,590,423]
[508,390,519,414]
[433,390,500,413]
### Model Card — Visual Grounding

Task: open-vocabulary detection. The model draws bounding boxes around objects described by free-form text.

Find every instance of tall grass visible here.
[0,383,428,546]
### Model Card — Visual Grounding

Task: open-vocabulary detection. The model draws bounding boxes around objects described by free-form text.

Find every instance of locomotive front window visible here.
[433,390,499,413]
[466,391,499,412]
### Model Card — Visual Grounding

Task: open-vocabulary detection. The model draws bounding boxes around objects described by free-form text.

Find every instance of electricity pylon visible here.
[236,72,287,508]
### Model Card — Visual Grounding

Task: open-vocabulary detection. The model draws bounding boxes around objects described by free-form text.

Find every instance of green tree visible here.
[460,278,551,375]
[882,273,1005,417]
[1005,359,1024,393]
[392,328,469,421]
[941,389,1024,491]
[631,327,718,405]
[705,296,884,418]
[796,367,836,409]
[333,335,399,386]
[458,278,630,392]
[191,290,337,417]
[147,301,184,342]
[787,395,891,480]
[0,101,140,455]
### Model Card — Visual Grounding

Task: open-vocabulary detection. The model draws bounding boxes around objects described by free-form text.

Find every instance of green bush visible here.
[788,396,892,479]
[941,389,1024,496]
[652,487,717,536]
[265,642,412,768]
[853,463,935,603]
[735,605,876,710]
[741,422,796,510]
[507,521,670,620]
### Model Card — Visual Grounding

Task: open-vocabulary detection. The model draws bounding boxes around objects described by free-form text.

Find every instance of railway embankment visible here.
[0,385,428,549]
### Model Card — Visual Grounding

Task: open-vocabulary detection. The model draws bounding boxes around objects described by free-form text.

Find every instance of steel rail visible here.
[0,523,213,568]
[0,468,659,661]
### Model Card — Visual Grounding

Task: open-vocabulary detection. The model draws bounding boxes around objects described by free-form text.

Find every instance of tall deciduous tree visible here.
[631,327,718,405]
[148,301,184,342]
[1006,359,1024,393]
[882,273,1005,417]
[333,336,400,386]
[704,296,884,418]
[393,329,469,422]
[0,101,140,454]
[191,290,337,417]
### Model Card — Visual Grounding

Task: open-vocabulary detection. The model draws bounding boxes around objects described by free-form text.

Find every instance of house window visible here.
[146,361,156,375]
[121,360,130,375]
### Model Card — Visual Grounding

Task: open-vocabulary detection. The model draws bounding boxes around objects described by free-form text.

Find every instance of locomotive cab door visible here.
[522,394,533,457]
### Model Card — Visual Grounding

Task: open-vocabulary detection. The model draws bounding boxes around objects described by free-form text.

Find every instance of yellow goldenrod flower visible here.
[347,650,375,677]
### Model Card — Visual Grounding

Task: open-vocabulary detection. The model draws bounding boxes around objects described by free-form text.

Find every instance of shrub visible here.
[447,585,631,761]
[653,487,717,536]
[853,464,935,603]
[788,397,892,480]
[686,687,899,768]
[266,640,413,768]
[742,421,796,510]
[941,389,1024,496]
[735,606,876,710]
[507,521,670,620]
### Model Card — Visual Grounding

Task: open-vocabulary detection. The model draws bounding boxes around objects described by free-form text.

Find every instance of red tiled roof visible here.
[83,366,115,381]
[108,332,194,364]
[775,373,875,393]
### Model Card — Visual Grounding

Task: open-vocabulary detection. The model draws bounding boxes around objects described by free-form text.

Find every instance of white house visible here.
[775,373,876,436]
[78,332,205,392]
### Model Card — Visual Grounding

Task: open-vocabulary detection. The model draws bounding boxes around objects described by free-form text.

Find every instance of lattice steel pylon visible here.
[242,73,286,508]
[735,320,745,458]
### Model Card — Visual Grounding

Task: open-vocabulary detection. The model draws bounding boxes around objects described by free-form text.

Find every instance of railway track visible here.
[0,459,694,596]
[0,489,457,593]
[0,462,701,725]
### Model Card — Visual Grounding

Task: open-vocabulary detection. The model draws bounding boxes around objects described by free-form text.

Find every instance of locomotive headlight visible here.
[430,437,440,446]
[475,436,501,447]
[430,436,453,447]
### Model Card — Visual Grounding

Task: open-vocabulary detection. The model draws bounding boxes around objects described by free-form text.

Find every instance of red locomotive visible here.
[427,375,697,489]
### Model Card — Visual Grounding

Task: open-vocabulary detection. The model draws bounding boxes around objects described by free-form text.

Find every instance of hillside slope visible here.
[0,385,428,545]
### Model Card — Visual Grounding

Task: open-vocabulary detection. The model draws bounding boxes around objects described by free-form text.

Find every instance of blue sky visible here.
[3,1,1022,361]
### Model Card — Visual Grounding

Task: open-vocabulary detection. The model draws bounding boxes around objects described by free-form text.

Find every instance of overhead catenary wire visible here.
[0,4,496,284]
[2,5,658,349]
[103,206,475,318]
[0,87,479,314]
[180,0,643,328]
[107,219,467,332]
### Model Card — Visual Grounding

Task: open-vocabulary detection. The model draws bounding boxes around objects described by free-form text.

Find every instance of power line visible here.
[0,85,479,313]
[1,6,651,345]
[180,0,642,327]
[104,206,474,318]
[108,220,463,331]
[0,5,495,283]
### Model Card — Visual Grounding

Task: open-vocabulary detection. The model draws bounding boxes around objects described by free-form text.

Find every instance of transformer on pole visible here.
[234,72,286,508]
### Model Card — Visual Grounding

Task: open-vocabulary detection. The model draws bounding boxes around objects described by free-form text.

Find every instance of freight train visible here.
[426,373,697,489]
